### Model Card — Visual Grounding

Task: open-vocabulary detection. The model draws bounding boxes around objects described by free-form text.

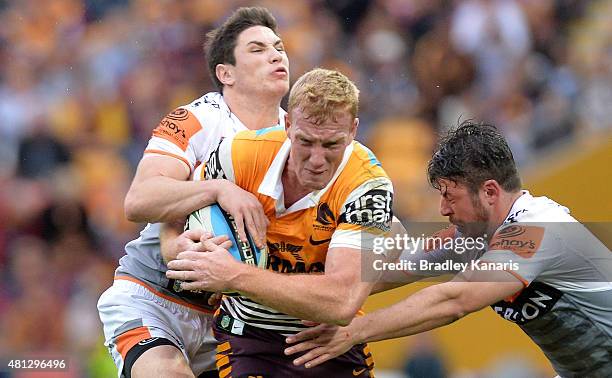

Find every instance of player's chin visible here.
[301,178,327,191]
[271,81,289,95]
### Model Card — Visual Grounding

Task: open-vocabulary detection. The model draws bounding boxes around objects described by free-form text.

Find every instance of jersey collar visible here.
[217,92,286,132]
[258,140,354,216]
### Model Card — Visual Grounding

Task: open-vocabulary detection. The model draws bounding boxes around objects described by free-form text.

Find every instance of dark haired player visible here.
[98,7,289,377]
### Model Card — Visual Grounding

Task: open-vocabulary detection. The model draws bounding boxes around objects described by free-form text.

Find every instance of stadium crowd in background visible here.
[0,0,610,376]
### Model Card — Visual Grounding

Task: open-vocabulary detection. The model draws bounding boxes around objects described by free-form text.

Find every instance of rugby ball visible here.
[186,203,268,270]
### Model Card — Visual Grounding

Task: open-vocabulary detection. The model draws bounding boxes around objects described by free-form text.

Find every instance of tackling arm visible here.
[124,155,224,223]
[355,270,524,343]
[283,269,524,368]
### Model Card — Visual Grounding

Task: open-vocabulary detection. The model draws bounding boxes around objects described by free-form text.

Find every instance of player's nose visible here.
[439,197,452,216]
[269,47,282,63]
[308,147,326,168]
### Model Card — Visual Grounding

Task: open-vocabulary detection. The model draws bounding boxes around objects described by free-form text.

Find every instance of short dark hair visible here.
[427,120,522,193]
[204,7,279,91]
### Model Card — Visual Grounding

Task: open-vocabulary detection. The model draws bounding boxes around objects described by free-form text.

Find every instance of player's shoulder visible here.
[233,125,287,143]
[491,192,574,256]
[334,141,391,193]
[225,126,287,170]
[350,141,387,175]
[331,142,393,222]
[505,191,573,223]
[181,92,230,124]
[153,92,227,141]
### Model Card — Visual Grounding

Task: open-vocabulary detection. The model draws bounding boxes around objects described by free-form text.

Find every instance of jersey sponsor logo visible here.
[267,241,303,254]
[152,108,200,151]
[340,189,393,232]
[204,141,227,180]
[268,255,324,273]
[165,108,189,121]
[488,225,544,258]
[491,282,562,324]
[353,367,367,376]
[309,236,332,246]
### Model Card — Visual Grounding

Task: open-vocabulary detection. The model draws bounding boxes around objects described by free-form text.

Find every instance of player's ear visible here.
[216,64,235,87]
[482,179,501,205]
[349,118,359,140]
[284,113,291,133]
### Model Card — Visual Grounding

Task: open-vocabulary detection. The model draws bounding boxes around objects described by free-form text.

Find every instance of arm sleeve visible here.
[329,177,394,252]
[480,223,561,285]
[144,108,204,172]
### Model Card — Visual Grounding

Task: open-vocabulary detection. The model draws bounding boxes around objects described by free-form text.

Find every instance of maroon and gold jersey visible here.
[194,126,393,334]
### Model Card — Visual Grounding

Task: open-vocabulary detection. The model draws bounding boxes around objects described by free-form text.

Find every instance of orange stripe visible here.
[217,341,231,353]
[504,269,529,287]
[218,366,231,378]
[216,339,233,375]
[502,269,528,302]
[115,326,151,360]
[114,276,214,314]
[144,149,192,173]
[216,355,229,367]
[364,344,375,374]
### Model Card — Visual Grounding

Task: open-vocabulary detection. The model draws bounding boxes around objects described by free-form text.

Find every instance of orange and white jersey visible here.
[145,92,285,173]
[195,127,394,334]
[116,92,286,310]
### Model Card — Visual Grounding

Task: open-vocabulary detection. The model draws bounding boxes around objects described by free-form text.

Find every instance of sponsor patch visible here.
[267,241,303,254]
[339,189,393,232]
[491,281,562,324]
[152,108,201,151]
[488,225,545,258]
[268,254,325,273]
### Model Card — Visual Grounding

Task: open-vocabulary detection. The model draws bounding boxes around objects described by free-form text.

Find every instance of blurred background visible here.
[0,0,610,377]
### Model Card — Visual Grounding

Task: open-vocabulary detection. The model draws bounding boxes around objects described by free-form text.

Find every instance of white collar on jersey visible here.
[502,190,570,224]
[258,139,354,216]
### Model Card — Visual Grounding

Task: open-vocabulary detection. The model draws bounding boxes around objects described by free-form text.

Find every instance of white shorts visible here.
[97,278,217,377]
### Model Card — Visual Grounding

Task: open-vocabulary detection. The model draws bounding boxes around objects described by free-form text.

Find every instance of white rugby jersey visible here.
[115,92,286,311]
[400,191,612,377]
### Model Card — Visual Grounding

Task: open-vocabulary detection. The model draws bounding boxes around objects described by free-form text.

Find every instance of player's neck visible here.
[280,167,310,209]
[491,190,525,231]
[223,90,282,130]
